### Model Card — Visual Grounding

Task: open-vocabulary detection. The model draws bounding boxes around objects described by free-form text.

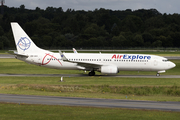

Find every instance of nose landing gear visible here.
[156,70,165,77]
[88,71,95,76]
[156,73,160,77]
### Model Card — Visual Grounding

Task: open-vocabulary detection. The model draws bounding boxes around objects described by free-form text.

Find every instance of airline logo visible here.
[42,53,62,66]
[112,54,151,60]
[17,37,31,51]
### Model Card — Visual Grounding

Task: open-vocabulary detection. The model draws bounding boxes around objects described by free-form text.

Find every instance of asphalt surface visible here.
[0,94,180,111]
[0,54,15,58]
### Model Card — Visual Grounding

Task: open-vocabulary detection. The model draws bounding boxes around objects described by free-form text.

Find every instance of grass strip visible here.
[0,77,180,86]
[0,103,180,120]
[1,84,180,96]
[0,77,180,101]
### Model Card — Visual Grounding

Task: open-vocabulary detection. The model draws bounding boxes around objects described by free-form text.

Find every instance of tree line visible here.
[0,5,180,50]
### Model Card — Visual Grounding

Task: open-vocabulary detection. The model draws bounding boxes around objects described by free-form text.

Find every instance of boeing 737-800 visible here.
[11,22,176,76]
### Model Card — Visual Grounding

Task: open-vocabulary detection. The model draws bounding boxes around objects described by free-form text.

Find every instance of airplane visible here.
[11,22,176,76]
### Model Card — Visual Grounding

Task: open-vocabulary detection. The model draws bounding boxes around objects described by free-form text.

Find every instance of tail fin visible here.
[11,22,44,54]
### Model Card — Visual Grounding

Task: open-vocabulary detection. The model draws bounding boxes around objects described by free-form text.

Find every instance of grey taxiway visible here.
[0,94,180,112]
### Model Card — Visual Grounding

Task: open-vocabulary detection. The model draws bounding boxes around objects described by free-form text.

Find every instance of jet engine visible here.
[100,65,118,74]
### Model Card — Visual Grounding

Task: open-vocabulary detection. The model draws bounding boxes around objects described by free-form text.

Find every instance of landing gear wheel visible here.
[156,73,160,77]
[88,71,95,76]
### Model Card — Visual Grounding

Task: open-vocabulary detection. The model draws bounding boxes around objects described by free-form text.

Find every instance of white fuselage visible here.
[17,51,176,72]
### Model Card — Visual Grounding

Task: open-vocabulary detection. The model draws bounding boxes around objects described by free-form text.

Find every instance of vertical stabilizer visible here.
[11,22,44,54]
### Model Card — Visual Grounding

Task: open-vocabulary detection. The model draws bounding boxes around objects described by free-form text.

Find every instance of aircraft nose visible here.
[169,62,176,68]
[172,62,176,68]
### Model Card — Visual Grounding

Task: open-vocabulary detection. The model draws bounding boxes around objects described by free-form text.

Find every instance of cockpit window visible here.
[162,59,168,62]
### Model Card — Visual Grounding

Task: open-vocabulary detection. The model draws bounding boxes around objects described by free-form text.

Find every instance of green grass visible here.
[0,77,180,86]
[0,77,180,101]
[0,50,9,54]
[0,103,180,120]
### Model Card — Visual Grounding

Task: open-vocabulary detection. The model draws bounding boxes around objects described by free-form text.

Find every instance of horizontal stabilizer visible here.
[9,51,28,58]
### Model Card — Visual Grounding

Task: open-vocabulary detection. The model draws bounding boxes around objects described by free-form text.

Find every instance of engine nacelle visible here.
[100,65,118,74]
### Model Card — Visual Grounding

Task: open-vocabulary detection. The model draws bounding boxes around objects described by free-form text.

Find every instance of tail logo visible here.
[17,37,31,51]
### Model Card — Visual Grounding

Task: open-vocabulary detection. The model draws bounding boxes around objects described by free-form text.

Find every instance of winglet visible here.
[59,50,68,61]
[73,48,78,53]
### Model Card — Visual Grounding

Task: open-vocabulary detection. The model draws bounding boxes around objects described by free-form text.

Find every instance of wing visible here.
[59,50,102,70]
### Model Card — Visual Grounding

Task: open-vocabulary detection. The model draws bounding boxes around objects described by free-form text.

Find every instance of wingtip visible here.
[59,50,68,61]
[10,22,18,25]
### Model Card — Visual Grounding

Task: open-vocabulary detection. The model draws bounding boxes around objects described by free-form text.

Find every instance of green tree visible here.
[133,34,144,47]
[171,32,180,47]
[50,35,65,48]
[83,24,108,39]
[0,7,179,49]
[42,35,52,48]
[0,26,4,36]
[142,32,154,47]
[122,15,143,33]
[142,32,153,43]
[112,35,127,47]
[20,5,25,10]
[111,23,120,36]
[152,40,162,47]
[0,36,10,48]
[87,38,99,47]
[25,22,38,36]
[96,36,106,47]
[0,41,3,50]
[166,36,173,47]
[60,39,72,47]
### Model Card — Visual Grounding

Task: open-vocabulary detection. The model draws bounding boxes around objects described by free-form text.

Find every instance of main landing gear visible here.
[88,71,95,76]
